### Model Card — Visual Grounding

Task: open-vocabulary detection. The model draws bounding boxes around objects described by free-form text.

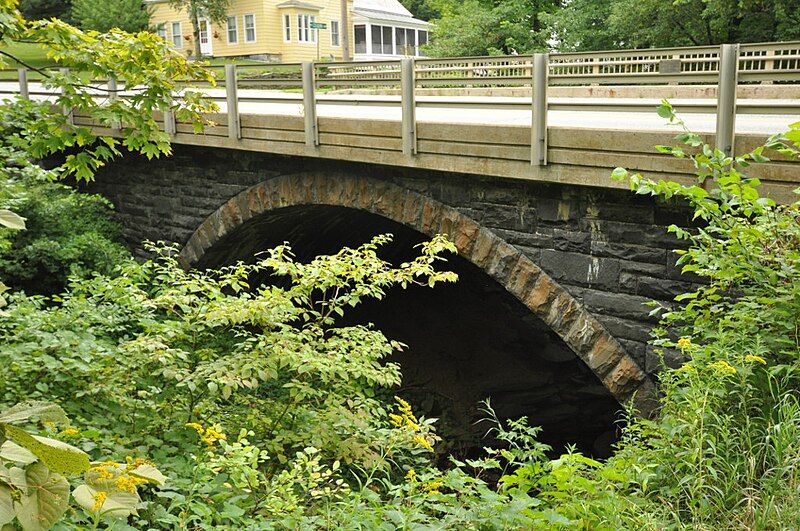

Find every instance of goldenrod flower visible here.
[185,423,204,435]
[677,337,692,350]
[392,397,421,431]
[60,427,80,437]
[115,475,148,493]
[709,360,737,376]
[414,434,433,452]
[201,425,227,446]
[405,469,417,482]
[92,491,108,512]
[744,354,767,365]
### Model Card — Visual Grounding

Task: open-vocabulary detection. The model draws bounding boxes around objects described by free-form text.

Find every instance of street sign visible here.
[310,22,327,29]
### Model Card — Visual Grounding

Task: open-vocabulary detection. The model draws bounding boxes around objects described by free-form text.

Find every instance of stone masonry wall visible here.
[85,145,695,378]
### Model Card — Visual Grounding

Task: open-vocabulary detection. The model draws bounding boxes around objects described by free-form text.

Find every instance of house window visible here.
[156,24,167,40]
[227,16,238,44]
[371,25,393,55]
[171,22,182,48]
[418,29,428,50]
[330,20,339,47]
[395,27,416,55]
[283,14,291,42]
[244,13,256,42]
[354,24,366,54]
[297,14,315,43]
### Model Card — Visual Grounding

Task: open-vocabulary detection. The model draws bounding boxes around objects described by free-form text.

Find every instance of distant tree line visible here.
[19,0,150,33]
[402,0,800,55]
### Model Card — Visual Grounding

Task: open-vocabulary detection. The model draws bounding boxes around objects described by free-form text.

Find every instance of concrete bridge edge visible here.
[177,171,658,416]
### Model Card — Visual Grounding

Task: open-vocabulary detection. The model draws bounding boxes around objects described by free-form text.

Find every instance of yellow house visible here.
[146,0,429,62]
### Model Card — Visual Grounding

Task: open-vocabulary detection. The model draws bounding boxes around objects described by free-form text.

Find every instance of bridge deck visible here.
[2,40,800,202]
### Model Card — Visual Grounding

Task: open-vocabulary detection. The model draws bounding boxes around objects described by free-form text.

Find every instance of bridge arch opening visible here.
[181,173,656,456]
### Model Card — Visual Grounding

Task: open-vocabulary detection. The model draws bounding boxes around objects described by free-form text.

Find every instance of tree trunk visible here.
[191,15,201,60]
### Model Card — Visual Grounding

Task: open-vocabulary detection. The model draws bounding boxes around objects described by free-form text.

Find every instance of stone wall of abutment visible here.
[85,145,697,378]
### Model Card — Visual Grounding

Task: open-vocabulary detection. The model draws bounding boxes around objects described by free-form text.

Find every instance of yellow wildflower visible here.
[89,464,116,481]
[676,337,692,350]
[423,480,443,495]
[185,423,204,436]
[393,397,421,431]
[124,456,149,471]
[709,360,737,376]
[60,427,80,438]
[744,354,767,365]
[405,469,417,482]
[201,425,227,446]
[91,491,108,512]
[414,434,434,452]
[114,475,148,493]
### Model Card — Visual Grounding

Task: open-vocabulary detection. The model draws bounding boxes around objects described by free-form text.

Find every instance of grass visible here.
[0,41,55,80]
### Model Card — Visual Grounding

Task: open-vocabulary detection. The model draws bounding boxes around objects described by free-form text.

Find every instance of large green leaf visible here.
[0,210,26,231]
[73,484,140,519]
[4,427,89,476]
[13,463,69,531]
[0,403,68,426]
[0,442,37,466]
[129,463,166,486]
[0,485,13,526]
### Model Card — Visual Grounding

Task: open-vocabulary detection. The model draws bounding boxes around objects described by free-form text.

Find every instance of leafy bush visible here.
[0,169,129,296]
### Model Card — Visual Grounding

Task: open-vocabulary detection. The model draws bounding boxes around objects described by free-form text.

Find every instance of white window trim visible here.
[243,13,256,43]
[226,16,238,44]
[156,23,167,40]
[283,14,291,43]
[171,21,183,48]
[330,20,340,47]
[297,14,316,44]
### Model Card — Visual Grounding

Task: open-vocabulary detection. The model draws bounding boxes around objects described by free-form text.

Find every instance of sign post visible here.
[309,21,327,61]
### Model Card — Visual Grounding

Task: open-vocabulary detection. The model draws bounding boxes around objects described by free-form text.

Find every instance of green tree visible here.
[425,0,556,57]
[541,0,621,51]
[18,0,71,21]
[167,0,231,58]
[400,0,440,20]
[598,0,799,49]
[0,1,216,181]
[70,0,151,33]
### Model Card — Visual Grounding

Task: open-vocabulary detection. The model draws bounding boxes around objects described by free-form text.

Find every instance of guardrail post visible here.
[225,64,241,140]
[163,100,176,137]
[59,67,73,125]
[715,43,739,157]
[531,53,548,166]
[401,57,417,156]
[17,68,29,100]
[302,62,318,147]
[107,78,121,131]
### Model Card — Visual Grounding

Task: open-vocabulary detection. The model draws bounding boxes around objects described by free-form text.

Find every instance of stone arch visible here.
[179,172,657,415]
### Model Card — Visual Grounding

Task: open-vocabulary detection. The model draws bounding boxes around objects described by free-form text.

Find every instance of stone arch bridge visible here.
[85,145,706,455]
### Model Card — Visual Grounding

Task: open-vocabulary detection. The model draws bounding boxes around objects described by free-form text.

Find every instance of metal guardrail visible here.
[2,42,799,168]
[313,40,800,87]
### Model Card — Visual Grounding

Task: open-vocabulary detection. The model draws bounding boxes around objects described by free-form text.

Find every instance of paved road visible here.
[1,82,797,135]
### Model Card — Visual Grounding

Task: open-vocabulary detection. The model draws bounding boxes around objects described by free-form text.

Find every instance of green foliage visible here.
[17,0,70,21]
[400,0,440,20]
[0,0,216,182]
[70,0,151,33]
[0,136,129,296]
[0,402,164,530]
[428,0,800,54]
[607,107,800,527]
[424,0,556,56]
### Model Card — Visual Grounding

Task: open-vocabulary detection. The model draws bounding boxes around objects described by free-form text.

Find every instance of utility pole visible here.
[341,0,350,61]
